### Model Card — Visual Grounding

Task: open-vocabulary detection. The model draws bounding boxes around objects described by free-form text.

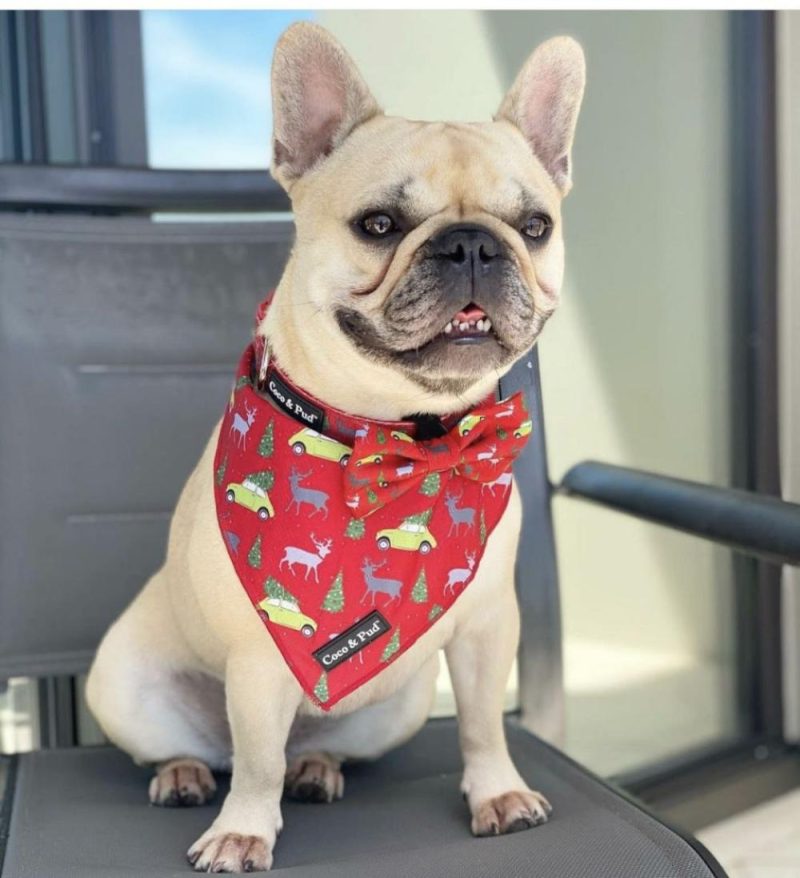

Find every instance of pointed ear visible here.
[496,36,586,194]
[270,22,381,191]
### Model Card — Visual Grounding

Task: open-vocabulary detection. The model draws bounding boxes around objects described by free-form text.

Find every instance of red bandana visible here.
[213,303,532,709]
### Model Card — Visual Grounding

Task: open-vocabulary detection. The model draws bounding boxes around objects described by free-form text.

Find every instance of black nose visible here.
[431,225,500,271]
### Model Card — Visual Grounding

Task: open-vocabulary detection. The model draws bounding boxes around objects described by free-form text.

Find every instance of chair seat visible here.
[0,718,724,878]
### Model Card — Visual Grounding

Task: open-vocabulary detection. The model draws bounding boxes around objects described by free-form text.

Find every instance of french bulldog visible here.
[86,21,585,873]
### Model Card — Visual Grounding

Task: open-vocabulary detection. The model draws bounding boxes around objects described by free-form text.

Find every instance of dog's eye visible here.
[360,212,396,237]
[522,214,552,241]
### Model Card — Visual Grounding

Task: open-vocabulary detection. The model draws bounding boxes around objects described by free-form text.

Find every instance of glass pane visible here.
[0,678,39,754]
[482,10,741,775]
[141,10,314,169]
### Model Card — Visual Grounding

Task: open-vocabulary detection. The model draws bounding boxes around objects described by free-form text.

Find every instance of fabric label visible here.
[313,612,391,670]
[265,369,325,430]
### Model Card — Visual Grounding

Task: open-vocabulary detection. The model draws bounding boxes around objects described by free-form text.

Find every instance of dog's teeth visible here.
[476,319,485,332]
[444,322,453,334]
[460,322,469,331]
[484,318,492,332]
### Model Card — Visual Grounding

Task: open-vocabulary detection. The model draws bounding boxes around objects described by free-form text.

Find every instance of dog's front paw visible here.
[187,832,271,873]
[284,752,344,803]
[149,758,216,807]
[471,789,552,837]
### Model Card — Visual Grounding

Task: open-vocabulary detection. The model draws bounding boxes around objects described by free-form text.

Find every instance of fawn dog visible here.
[87,22,585,872]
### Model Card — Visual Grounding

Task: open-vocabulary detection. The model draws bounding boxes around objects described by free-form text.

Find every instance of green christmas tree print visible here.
[257,420,274,458]
[345,518,365,540]
[496,426,508,441]
[322,571,345,613]
[411,569,428,604]
[215,454,228,487]
[479,508,487,546]
[404,508,432,527]
[380,629,401,663]
[245,469,274,492]
[247,535,262,569]
[367,488,379,505]
[263,576,297,604]
[314,672,329,704]
[376,428,387,445]
[428,604,443,621]
[419,472,441,497]
[235,375,250,391]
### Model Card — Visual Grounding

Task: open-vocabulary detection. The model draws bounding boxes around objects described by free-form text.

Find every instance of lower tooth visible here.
[444,323,452,334]
[476,319,485,332]
[460,322,469,331]
[484,318,492,331]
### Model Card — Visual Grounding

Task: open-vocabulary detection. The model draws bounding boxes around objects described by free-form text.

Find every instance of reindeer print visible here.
[477,444,498,464]
[223,530,240,557]
[361,559,403,605]
[287,468,330,518]
[230,402,257,447]
[444,489,476,536]
[279,534,333,582]
[445,551,476,595]
[481,471,513,496]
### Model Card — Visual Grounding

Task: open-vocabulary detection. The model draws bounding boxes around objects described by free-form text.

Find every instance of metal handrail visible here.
[559,461,800,567]
[0,164,291,212]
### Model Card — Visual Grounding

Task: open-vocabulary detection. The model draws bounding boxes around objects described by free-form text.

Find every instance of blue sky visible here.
[142,10,314,169]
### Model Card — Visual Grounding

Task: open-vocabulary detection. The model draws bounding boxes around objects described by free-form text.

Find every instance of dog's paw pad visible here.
[472,789,551,837]
[149,758,216,808]
[284,754,344,804]
[188,833,271,873]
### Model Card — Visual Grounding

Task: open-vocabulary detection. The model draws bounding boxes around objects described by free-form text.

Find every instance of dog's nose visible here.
[431,225,500,272]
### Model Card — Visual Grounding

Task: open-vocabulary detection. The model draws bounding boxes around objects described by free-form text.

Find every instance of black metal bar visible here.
[21,12,47,163]
[0,755,19,874]
[1,13,24,161]
[559,461,800,567]
[36,677,78,749]
[502,350,564,744]
[622,737,800,834]
[729,11,783,740]
[0,164,290,212]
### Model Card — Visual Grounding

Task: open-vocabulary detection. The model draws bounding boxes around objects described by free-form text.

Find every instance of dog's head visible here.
[267,23,585,414]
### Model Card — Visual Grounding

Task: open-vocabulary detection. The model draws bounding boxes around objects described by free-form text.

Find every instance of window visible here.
[141,10,314,169]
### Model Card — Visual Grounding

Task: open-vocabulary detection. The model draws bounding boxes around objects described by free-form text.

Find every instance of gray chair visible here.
[0,210,739,877]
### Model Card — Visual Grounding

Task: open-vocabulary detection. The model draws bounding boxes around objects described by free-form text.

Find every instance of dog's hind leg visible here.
[86,569,232,807]
[285,653,439,803]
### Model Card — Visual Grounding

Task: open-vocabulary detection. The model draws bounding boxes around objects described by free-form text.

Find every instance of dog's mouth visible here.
[437,303,496,346]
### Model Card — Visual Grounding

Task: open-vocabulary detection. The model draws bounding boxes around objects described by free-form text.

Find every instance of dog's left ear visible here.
[270,22,381,191]
[496,36,586,195]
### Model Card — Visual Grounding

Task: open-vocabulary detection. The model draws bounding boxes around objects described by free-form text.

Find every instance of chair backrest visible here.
[0,211,562,737]
[0,214,293,677]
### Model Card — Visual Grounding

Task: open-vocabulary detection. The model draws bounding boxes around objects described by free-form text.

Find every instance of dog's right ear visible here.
[270,22,381,191]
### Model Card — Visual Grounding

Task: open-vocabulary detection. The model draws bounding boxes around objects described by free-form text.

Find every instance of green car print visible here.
[514,419,533,439]
[289,428,351,466]
[457,414,486,436]
[225,480,275,520]
[257,597,317,637]
[356,453,384,466]
[376,521,437,554]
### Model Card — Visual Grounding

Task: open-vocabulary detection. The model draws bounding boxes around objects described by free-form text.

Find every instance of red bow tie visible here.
[343,393,532,516]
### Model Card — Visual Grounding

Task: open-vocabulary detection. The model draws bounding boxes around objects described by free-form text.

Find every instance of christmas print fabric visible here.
[214,340,532,710]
